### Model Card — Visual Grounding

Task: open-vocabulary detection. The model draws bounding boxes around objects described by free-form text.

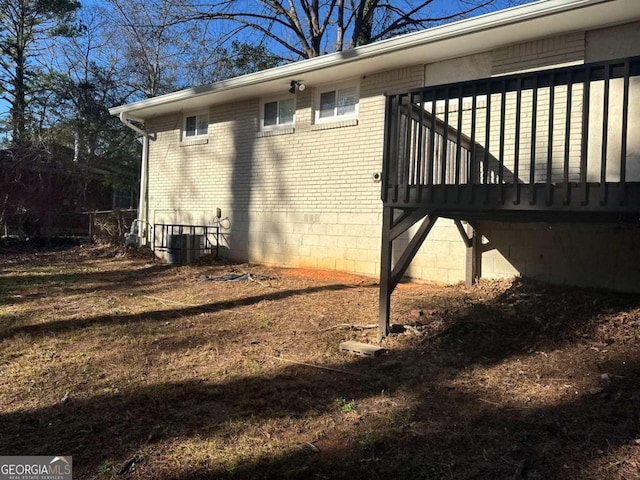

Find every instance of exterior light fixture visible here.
[289,80,305,94]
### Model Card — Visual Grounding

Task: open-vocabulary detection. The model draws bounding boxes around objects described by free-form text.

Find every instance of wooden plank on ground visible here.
[339,341,387,357]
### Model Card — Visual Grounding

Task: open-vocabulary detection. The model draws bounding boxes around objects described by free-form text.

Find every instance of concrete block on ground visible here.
[339,341,387,357]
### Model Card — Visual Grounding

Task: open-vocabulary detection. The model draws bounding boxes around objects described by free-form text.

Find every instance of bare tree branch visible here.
[369,0,494,43]
[174,0,529,59]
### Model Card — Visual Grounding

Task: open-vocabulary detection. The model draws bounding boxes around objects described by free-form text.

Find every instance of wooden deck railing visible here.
[382,56,640,216]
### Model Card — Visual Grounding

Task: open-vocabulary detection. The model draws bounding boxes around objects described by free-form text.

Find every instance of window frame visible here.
[260,96,296,132]
[183,110,209,141]
[314,80,359,124]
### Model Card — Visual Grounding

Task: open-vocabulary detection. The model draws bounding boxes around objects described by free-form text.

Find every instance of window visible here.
[183,112,208,140]
[316,82,358,123]
[261,97,295,130]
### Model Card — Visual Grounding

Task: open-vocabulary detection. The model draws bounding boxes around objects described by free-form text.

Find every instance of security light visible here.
[289,80,305,93]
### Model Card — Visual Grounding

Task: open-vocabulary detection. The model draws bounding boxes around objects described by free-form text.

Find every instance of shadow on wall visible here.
[476,221,640,292]
[147,98,296,265]
[229,113,256,261]
[227,102,288,264]
[245,141,288,264]
[144,114,241,261]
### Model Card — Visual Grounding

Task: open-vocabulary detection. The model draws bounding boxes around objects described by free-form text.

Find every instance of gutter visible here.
[118,112,150,247]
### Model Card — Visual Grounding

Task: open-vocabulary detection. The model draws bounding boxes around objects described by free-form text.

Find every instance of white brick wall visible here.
[143,27,640,292]
[146,65,429,277]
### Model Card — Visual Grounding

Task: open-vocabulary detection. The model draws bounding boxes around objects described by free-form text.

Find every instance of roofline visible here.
[109,0,612,119]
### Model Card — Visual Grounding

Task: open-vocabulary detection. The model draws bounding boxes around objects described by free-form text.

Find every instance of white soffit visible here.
[109,0,640,120]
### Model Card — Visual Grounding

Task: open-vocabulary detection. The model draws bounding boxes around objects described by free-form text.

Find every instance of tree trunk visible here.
[12,34,26,145]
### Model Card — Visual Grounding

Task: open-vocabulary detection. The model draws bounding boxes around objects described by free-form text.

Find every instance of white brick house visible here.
[110,0,640,304]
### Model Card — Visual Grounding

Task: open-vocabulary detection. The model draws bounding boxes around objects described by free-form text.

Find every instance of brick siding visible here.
[143,27,640,291]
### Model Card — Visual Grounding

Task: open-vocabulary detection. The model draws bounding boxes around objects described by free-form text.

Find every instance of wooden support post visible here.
[379,208,437,339]
[465,223,478,288]
[454,219,478,288]
[378,206,394,339]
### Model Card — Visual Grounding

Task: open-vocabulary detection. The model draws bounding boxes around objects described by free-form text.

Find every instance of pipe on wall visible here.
[119,112,149,246]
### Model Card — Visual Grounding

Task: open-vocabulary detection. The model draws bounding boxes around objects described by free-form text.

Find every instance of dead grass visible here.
[1,244,640,479]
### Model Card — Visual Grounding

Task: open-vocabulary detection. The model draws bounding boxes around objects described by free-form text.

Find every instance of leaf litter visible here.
[0,244,639,479]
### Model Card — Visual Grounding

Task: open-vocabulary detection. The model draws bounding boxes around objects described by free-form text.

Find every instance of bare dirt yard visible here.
[1,244,640,479]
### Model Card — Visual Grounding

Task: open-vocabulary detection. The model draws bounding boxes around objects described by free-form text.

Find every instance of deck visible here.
[378,56,640,336]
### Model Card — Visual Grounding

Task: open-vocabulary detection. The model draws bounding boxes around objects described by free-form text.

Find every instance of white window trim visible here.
[260,96,296,132]
[182,110,209,142]
[314,80,359,125]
